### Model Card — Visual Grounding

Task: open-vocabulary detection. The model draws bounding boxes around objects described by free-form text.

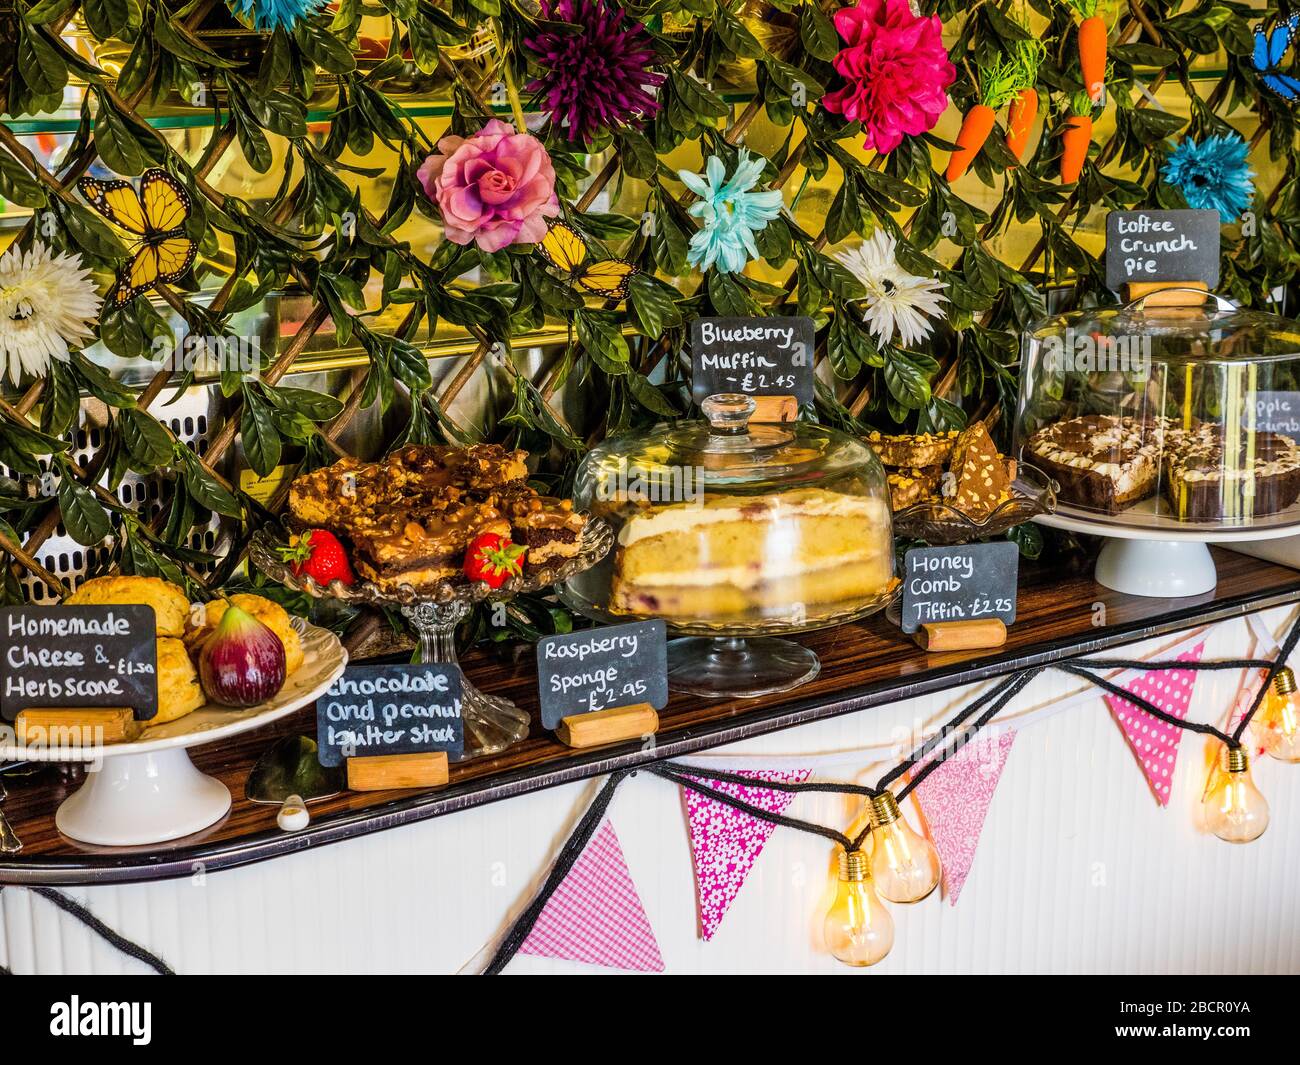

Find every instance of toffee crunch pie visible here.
[288,444,588,591]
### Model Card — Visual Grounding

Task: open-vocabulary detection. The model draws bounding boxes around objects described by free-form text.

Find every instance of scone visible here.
[149,637,206,726]
[65,576,189,638]
[185,594,304,675]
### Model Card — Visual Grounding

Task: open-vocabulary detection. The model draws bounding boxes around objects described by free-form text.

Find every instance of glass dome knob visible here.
[702,393,755,435]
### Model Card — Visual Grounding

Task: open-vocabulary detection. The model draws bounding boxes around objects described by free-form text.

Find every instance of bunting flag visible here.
[1228,667,1270,754]
[1104,642,1205,806]
[913,728,1017,906]
[519,818,664,972]
[683,769,812,941]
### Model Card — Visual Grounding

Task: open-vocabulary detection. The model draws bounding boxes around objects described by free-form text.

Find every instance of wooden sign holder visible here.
[749,395,798,423]
[556,702,658,748]
[346,751,449,791]
[1123,280,1208,307]
[912,619,1008,653]
[15,707,136,745]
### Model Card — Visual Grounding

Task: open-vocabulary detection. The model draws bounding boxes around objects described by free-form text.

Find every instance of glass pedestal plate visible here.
[251,518,613,760]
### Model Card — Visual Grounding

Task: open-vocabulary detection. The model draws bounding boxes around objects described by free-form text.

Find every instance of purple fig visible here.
[199,603,286,707]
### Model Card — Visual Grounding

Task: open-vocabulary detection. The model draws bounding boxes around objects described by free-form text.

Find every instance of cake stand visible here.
[1036,500,1300,597]
[0,620,347,846]
[250,517,614,758]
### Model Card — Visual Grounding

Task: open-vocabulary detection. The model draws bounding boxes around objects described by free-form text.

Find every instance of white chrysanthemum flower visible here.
[0,240,102,386]
[836,230,948,349]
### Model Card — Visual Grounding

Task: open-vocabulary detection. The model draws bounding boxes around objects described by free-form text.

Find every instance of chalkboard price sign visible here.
[537,620,668,730]
[1105,209,1220,291]
[1252,391,1300,442]
[316,663,464,767]
[900,543,1019,634]
[690,316,815,408]
[0,605,159,722]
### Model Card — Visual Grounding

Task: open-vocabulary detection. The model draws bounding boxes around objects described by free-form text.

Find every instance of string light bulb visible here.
[824,848,894,967]
[1251,667,1300,762]
[1203,746,1269,844]
[868,791,942,903]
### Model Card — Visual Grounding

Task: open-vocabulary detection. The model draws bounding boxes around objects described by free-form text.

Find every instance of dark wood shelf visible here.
[2,547,1298,886]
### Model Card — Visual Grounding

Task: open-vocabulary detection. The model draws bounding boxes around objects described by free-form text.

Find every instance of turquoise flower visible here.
[1161,135,1256,223]
[228,0,327,32]
[678,150,784,274]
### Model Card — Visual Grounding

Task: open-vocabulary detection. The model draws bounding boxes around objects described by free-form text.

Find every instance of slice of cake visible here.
[887,466,943,511]
[608,488,893,623]
[1025,414,1163,514]
[1162,426,1300,521]
[946,423,1011,519]
[865,430,959,468]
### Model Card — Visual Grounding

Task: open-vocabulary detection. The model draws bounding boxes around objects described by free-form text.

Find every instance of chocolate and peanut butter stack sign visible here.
[317,663,464,767]
[690,316,815,407]
[1105,209,1220,292]
[901,543,1018,634]
[537,619,668,729]
[0,605,159,721]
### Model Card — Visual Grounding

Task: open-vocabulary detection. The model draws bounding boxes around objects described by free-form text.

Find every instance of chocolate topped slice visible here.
[1026,414,1165,513]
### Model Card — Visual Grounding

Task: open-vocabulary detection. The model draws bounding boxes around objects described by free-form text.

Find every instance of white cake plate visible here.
[1036,504,1300,598]
[0,620,347,847]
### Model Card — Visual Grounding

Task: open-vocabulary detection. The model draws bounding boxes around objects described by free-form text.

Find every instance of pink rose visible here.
[416,119,560,252]
[821,0,956,154]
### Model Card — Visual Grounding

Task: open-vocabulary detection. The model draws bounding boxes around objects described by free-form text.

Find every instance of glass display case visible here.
[1015,290,1300,595]
[562,394,896,696]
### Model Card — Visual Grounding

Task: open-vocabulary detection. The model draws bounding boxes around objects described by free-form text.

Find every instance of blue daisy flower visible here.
[1161,134,1256,224]
[229,0,327,33]
[678,150,784,274]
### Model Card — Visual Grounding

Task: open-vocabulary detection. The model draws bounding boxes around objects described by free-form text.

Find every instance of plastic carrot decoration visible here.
[1059,93,1094,184]
[946,60,1018,182]
[1073,0,1109,103]
[1004,40,1046,165]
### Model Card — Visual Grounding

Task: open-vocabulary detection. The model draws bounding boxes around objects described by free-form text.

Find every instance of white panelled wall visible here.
[3,607,1300,974]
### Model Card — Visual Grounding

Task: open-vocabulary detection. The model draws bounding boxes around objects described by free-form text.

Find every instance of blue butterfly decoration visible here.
[1253,15,1300,100]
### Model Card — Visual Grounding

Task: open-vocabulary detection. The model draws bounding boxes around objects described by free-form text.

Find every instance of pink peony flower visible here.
[416,119,560,252]
[821,0,956,154]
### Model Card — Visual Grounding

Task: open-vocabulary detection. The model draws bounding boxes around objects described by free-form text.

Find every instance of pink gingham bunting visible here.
[1104,641,1205,806]
[683,769,812,941]
[519,818,664,972]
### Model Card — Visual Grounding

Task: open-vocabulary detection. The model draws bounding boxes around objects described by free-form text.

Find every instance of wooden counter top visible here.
[2,547,1298,886]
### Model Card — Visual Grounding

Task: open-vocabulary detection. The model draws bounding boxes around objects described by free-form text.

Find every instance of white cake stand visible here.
[1036,500,1300,597]
[0,620,347,847]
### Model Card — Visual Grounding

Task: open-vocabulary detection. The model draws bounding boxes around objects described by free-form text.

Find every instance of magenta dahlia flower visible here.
[524,0,665,144]
[416,119,560,251]
[821,0,956,154]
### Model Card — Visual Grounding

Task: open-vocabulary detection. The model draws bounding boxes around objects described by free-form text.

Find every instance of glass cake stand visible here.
[891,464,1058,545]
[250,517,614,758]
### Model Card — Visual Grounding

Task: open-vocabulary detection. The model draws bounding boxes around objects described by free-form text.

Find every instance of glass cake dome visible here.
[561,394,895,696]
[1014,291,1300,533]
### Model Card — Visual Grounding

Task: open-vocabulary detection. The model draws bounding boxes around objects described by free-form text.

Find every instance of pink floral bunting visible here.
[683,769,811,941]
[913,729,1017,906]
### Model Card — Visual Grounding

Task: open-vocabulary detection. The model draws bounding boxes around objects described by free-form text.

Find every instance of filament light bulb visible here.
[1203,746,1269,844]
[823,849,894,967]
[1252,667,1300,762]
[868,791,942,904]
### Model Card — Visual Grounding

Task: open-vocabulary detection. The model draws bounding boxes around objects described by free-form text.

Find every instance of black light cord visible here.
[0,886,174,975]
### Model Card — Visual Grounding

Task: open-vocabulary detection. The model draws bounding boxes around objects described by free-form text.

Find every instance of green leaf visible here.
[799,3,839,61]
[616,128,657,180]
[118,408,174,472]
[179,449,241,518]
[628,372,678,416]
[575,310,630,375]
[264,385,344,421]
[0,148,47,208]
[628,272,683,336]
[241,387,282,477]
[57,469,114,546]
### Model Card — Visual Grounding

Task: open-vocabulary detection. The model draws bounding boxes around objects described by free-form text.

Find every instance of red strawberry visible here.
[281,529,355,586]
[463,533,527,589]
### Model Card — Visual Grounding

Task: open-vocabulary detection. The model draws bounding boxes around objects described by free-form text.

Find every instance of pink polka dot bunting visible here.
[1103,642,1205,806]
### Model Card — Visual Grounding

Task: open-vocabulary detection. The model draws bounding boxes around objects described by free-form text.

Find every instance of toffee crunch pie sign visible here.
[0,605,159,721]
[900,543,1018,634]
[1105,209,1220,292]
[690,316,815,408]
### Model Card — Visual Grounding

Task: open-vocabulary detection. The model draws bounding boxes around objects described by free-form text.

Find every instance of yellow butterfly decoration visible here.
[77,168,197,306]
[536,220,637,301]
